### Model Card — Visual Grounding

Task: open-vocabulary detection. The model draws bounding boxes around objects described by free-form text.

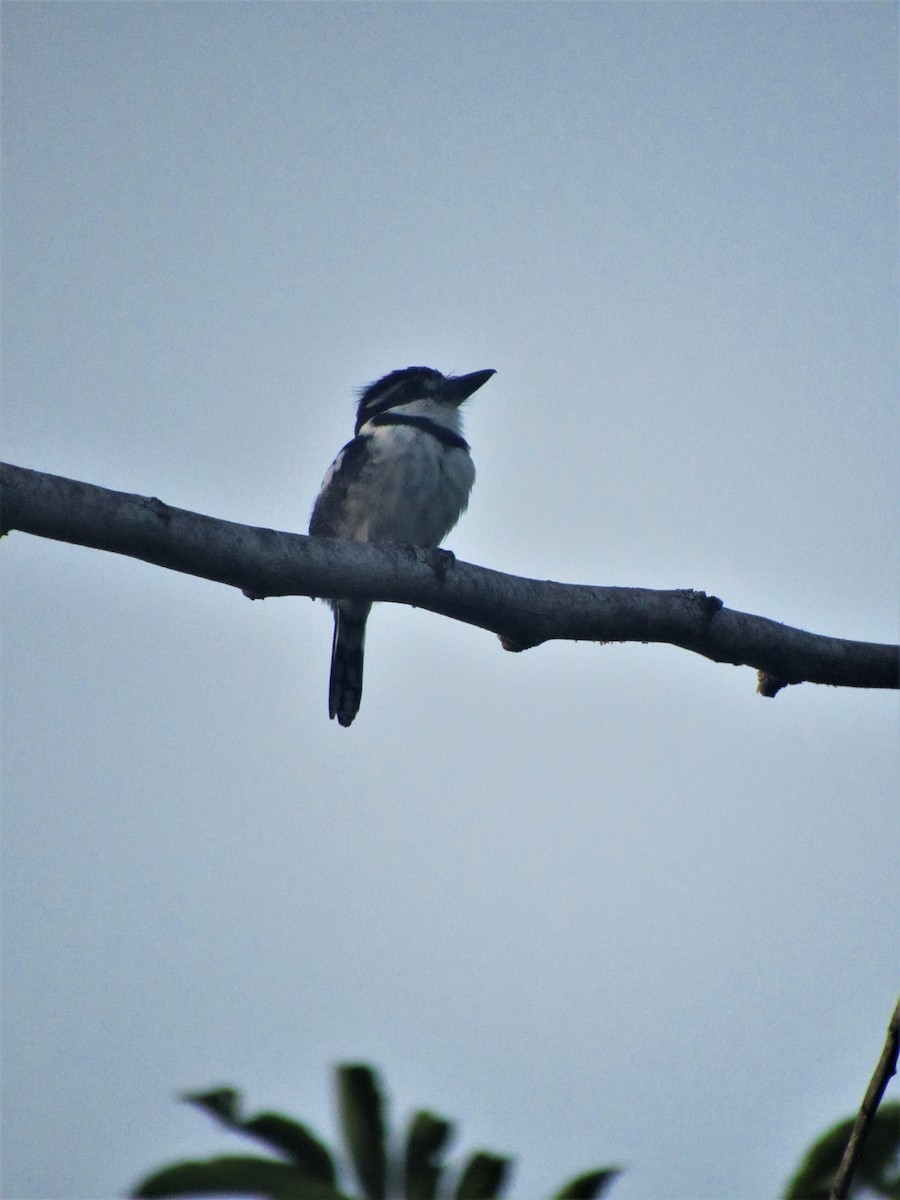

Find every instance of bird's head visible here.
[355,366,495,434]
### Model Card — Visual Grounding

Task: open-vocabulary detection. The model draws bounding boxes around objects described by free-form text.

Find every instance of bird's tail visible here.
[328,601,372,727]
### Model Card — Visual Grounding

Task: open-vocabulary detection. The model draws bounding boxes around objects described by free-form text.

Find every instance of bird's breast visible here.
[348,425,475,546]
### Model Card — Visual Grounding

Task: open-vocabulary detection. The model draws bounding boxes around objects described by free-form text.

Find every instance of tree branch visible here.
[829,998,900,1200]
[2,462,896,694]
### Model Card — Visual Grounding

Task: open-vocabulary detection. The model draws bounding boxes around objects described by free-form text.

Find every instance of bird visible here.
[309,365,495,727]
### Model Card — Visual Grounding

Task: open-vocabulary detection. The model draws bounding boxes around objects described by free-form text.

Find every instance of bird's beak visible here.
[442,369,496,406]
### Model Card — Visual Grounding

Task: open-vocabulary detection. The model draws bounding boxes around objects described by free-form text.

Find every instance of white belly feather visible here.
[343,424,475,546]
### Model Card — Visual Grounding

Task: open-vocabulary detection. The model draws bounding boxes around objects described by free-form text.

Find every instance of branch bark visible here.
[2,462,897,694]
[829,998,900,1200]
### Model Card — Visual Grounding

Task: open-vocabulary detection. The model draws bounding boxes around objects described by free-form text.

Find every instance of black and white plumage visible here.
[309,365,495,726]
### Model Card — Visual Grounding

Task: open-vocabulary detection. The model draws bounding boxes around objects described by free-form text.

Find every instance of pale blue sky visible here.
[2,4,897,1199]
